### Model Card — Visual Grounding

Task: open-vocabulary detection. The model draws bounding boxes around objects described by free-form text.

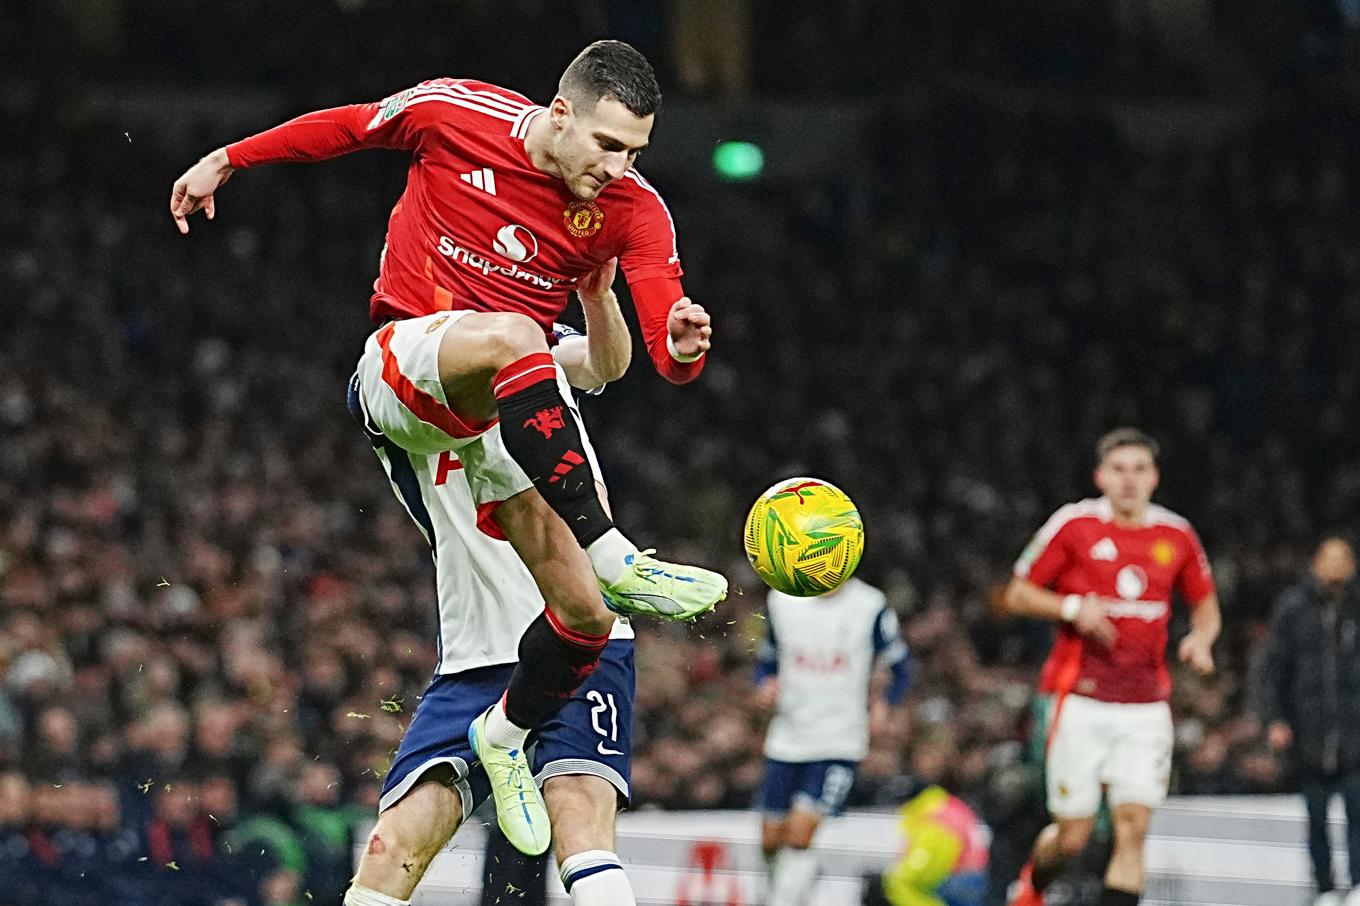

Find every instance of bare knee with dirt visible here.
[347,770,463,904]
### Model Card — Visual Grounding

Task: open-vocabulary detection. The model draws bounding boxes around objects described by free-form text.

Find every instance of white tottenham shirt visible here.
[759,577,908,762]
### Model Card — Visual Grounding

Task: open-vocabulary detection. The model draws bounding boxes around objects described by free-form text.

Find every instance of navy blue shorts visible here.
[379,639,635,818]
[759,758,858,817]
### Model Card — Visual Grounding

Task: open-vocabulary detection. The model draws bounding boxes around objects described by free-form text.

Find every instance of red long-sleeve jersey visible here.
[1013,496,1217,703]
[225,78,702,383]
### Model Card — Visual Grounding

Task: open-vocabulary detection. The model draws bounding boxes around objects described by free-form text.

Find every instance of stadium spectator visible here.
[1261,537,1360,905]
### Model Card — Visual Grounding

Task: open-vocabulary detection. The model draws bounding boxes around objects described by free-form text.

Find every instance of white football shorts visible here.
[1045,693,1173,818]
[353,310,601,507]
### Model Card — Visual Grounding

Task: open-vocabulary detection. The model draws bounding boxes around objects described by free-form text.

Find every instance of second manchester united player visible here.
[1003,428,1220,906]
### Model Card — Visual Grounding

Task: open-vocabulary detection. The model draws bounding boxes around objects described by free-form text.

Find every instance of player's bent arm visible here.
[1001,577,1069,621]
[1177,593,1220,675]
[556,256,631,389]
[1187,594,1221,643]
[553,291,631,390]
[628,277,707,384]
[872,607,911,705]
[1003,577,1116,646]
[577,288,632,385]
[554,333,624,391]
[883,656,911,705]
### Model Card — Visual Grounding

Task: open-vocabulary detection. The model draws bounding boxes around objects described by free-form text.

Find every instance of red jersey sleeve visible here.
[628,277,704,384]
[1014,508,1076,588]
[619,170,703,384]
[224,79,458,168]
[1176,526,1216,604]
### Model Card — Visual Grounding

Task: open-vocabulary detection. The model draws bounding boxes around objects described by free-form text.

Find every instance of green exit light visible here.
[713,141,764,181]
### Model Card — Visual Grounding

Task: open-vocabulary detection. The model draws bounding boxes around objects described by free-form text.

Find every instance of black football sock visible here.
[1098,887,1140,906]
[493,352,613,547]
[503,609,608,730]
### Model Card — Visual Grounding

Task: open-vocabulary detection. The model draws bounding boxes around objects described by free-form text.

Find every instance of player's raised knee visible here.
[477,312,549,366]
[437,311,549,384]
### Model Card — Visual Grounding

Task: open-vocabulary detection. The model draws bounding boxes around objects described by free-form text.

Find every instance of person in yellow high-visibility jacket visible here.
[864,786,989,906]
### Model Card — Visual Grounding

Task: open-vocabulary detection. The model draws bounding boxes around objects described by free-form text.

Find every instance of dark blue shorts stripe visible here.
[346,373,437,553]
[348,373,441,663]
[378,437,437,553]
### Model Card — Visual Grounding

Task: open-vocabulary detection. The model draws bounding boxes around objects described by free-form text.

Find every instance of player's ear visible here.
[550,96,572,129]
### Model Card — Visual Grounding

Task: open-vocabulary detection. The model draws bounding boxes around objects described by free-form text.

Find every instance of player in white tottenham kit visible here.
[754,577,911,906]
[342,312,638,906]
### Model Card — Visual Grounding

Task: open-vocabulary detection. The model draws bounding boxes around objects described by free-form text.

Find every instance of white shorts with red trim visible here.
[351,311,623,675]
[1045,694,1172,818]
[354,310,599,507]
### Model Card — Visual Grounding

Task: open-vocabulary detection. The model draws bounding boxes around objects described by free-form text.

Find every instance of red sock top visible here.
[544,605,610,649]
[493,352,557,400]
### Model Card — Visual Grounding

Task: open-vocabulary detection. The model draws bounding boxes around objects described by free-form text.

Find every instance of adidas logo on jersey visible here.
[460,167,497,195]
[1089,537,1119,561]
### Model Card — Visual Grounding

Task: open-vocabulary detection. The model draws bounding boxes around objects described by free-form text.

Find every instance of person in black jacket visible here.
[1262,537,1360,905]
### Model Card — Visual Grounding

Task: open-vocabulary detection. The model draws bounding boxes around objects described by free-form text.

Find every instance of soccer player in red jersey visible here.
[1001,428,1221,906]
[168,41,726,859]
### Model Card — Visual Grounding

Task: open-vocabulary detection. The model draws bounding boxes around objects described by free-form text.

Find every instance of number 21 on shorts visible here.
[588,690,623,755]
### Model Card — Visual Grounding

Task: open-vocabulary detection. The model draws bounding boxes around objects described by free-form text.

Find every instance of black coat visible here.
[1262,578,1360,775]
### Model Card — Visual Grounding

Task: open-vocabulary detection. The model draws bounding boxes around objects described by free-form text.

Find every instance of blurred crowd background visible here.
[4,1,1360,904]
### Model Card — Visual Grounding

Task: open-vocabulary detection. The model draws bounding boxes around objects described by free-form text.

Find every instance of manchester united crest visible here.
[563,200,604,238]
[1151,538,1176,567]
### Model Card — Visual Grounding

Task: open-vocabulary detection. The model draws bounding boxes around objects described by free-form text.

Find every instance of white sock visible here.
[343,883,410,906]
[585,528,638,585]
[482,696,530,750]
[768,847,818,906]
[560,849,635,906]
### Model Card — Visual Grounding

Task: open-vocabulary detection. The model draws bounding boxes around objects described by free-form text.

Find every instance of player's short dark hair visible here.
[559,40,661,117]
[1096,427,1160,463]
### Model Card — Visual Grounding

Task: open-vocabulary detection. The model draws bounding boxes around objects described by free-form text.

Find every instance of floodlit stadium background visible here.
[4,2,1360,904]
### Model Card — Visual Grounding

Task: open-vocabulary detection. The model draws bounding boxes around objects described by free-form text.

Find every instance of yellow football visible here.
[743,477,865,596]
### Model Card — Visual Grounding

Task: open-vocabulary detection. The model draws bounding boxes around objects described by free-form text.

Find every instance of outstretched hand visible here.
[170,148,234,234]
[666,298,712,358]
